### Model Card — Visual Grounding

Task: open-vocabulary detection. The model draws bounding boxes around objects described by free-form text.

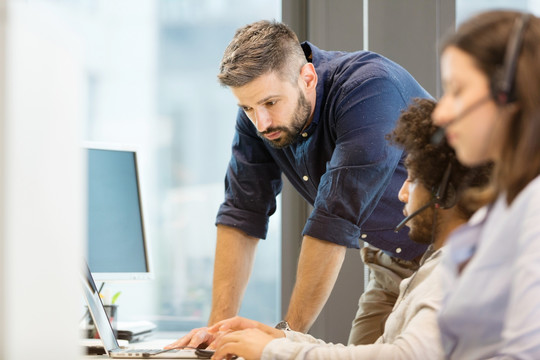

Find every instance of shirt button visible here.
[361,234,367,239]
[301,132,308,138]
[396,248,402,254]
[302,175,309,181]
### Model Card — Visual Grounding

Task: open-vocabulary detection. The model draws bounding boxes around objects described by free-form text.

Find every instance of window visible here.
[38,0,282,331]
[456,0,540,24]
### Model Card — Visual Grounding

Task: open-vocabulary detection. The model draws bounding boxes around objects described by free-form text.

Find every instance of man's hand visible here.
[164,327,215,350]
[209,316,284,339]
[211,328,275,360]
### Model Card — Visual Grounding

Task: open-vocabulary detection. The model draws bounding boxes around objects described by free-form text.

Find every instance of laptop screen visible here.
[81,262,121,354]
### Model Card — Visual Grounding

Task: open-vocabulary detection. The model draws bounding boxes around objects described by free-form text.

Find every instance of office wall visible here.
[369,0,455,98]
[282,0,455,345]
[0,2,83,359]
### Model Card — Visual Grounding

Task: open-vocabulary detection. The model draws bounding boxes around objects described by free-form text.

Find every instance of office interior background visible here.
[1,0,539,359]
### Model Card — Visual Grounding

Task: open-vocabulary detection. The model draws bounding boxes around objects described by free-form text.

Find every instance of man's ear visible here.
[299,63,317,91]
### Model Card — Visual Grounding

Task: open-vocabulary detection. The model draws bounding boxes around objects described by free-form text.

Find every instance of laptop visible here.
[81,262,214,359]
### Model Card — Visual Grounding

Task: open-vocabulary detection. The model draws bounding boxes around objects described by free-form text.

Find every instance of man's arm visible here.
[285,235,346,332]
[209,224,259,325]
[165,224,259,350]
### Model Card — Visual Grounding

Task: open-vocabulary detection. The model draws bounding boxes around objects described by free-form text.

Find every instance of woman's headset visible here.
[490,13,531,105]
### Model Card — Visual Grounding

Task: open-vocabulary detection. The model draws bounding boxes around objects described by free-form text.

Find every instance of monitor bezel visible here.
[83,141,154,282]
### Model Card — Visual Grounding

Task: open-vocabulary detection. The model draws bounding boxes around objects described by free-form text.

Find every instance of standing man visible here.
[169,20,431,348]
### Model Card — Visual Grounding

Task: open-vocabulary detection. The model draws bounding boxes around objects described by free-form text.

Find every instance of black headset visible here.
[491,13,531,105]
[405,14,532,232]
[394,163,455,233]
[432,162,456,209]
[432,13,531,146]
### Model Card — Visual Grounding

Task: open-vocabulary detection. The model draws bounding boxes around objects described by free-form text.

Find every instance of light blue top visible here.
[438,175,540,359]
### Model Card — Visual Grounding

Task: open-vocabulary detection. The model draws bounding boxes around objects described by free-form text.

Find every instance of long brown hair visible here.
[442,10,540,204]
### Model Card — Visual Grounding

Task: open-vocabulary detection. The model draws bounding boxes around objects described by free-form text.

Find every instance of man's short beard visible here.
[258,89,311,149]
[408,206,438,245]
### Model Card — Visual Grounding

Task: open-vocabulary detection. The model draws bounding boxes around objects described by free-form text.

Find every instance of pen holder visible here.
[86,304,118,338]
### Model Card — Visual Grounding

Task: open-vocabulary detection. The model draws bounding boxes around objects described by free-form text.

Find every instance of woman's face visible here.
[432,46,505,166]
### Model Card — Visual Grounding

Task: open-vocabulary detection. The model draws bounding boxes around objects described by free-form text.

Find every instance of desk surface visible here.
[82,332,185,359]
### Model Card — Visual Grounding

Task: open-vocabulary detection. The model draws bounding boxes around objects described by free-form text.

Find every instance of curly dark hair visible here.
[387,98,492,219]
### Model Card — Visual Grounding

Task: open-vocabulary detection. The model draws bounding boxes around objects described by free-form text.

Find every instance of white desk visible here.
[82,332,186,359]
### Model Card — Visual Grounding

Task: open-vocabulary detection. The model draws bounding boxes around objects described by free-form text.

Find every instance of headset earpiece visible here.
[491,68,510,105]
[432,162,456,209]
[435,182,456,209]
[490,13,530,105]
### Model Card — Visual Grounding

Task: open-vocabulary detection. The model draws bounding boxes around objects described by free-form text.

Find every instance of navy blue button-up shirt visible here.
[216,42,431,260]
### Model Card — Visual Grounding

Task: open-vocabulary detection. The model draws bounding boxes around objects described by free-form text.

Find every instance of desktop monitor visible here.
[85,144,152,281]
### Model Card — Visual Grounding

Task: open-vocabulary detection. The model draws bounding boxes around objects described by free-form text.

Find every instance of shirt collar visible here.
[300,42,324,130]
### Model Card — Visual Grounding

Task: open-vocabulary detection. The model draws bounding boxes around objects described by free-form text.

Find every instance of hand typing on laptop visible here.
[164,327,218,351]
[164,317,284,359]
[208,317,284,360]
[209,317,283,337]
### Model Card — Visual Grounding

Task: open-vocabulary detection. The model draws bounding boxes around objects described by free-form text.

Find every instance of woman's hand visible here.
[211,328,276,360]
[209,316,284,338]
[164,327,216,350]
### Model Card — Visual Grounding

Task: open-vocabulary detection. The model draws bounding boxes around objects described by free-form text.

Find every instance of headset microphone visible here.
[394,200,434,233]
[431,95,492,146]
[433,13,531,147]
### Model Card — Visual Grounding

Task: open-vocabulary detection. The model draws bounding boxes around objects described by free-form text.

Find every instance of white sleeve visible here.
[284,331,328,344]
[261,307,443,360]
[261,258,445,360]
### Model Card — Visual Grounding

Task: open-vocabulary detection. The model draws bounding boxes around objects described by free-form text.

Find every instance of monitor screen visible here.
[86,145,152,281]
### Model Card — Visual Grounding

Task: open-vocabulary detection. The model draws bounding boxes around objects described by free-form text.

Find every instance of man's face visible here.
[398,172,435,245]
[231,71,313,149]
